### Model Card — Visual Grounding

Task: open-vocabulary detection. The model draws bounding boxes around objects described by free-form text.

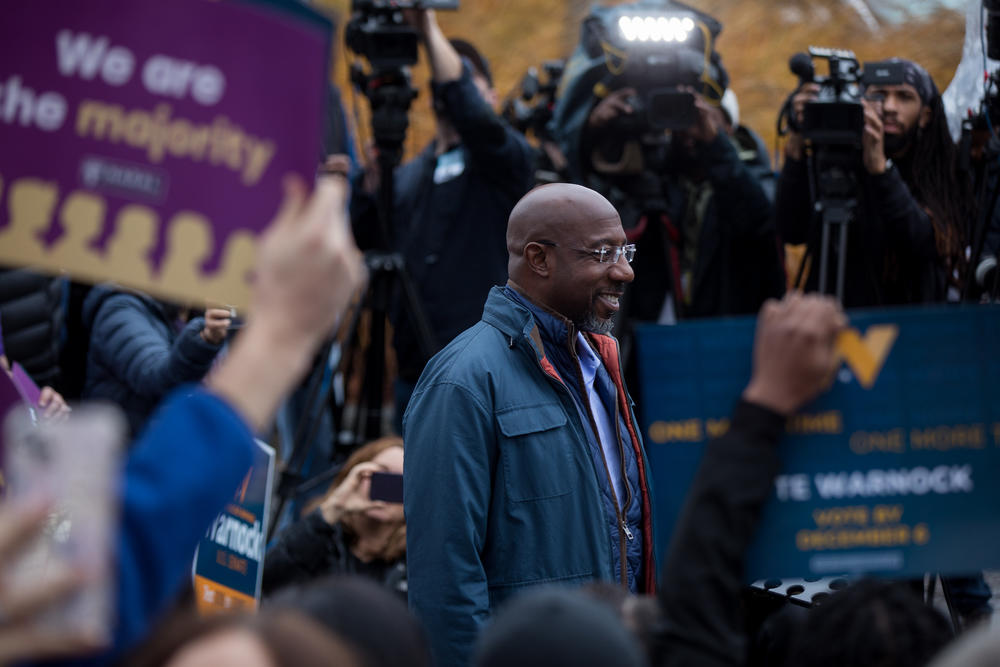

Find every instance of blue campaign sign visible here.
[637,305,1000,581]
[193,439,275,613]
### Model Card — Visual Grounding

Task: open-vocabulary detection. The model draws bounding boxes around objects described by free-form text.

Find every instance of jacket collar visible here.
[502,286,577,353]
[482,285,578,367]
[481,286,539,349]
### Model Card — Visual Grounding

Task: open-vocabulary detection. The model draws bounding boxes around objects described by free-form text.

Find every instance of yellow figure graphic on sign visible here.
[158,211,213,299]
[106,204,158,292]
[0,177,58,267]
[48,191,105,279]
[206,230,256,306]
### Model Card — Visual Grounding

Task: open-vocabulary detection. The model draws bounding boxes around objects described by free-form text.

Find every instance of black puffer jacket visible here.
[0,268,65,387]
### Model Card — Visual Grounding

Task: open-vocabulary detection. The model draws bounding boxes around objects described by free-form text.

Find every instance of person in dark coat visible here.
[81,285,230,436]
[263,437,406,599]
[350,10,535,426]
[550,3,784,324]
[0,268,66,388]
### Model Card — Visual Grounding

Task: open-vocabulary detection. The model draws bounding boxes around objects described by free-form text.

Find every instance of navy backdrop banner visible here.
[636,305,1000,581]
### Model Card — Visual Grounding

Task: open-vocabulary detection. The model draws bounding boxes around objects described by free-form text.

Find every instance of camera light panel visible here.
[618,15,695,43]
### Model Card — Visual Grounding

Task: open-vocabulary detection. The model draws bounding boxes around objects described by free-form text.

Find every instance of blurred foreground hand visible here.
[743,292,847,416]
[0,498,103,664]
[208,174,367,432]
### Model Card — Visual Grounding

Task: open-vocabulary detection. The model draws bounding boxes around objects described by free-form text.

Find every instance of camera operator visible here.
[776,58,970,306]
[552,5,784,326]
[583,84,783,323]
[351,9,534,425]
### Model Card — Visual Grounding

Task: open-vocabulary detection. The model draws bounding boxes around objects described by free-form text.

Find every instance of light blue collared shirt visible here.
[575,332,625,504]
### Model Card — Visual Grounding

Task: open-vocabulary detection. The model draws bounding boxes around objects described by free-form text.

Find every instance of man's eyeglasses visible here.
[536,241,636,264]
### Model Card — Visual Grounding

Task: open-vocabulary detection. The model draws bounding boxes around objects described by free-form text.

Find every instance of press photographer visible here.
[349,4,534,427]
[776,53,970,307]
[551,0,783,325]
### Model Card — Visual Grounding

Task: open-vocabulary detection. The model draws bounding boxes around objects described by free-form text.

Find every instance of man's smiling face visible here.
[546,214,634,335]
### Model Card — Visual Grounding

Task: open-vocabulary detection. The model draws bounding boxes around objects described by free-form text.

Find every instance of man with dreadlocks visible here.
[777,58,970,306]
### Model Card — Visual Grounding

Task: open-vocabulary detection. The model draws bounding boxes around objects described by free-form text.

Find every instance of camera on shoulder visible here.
[597,5,723,132]
[346,0,459,70]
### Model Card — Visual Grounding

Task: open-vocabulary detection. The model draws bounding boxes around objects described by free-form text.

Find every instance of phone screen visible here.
[369,471,404,503]
[4,404,125,640]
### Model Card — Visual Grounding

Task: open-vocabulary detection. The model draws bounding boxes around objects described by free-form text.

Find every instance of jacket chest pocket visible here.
[496,403,574,502]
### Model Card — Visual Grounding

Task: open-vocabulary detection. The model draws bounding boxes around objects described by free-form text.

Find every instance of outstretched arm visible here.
[84,174,367,664]
[407,10,534,191]
[655,293,846,667]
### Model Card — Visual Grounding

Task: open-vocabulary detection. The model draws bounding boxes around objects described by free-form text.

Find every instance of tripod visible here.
[343,65,438,442]
[267,67,438,539]
[796,142,861,303]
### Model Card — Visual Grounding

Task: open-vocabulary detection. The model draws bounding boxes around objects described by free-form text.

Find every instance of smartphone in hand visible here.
[369,471,403,503]
[3,404,125,641]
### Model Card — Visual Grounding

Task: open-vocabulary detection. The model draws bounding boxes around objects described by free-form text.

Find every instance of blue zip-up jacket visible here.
[403,287,655,667]
[82,286,222,436]
[506,287,645,591]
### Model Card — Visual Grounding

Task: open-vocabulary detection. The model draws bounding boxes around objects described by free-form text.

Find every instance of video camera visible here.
[786,47,906,147]
[503,60,569,183]
[345,0,458,70]
[577,1,726,132]
[969,1,1000,132]
[781,48,906,302]
[503,60,565,138]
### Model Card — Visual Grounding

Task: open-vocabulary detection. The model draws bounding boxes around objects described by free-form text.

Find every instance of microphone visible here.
[789,52,815,83]
[779,53,815,135]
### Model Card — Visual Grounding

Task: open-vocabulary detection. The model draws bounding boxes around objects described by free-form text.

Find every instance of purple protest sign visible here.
[9,363,41,407]
[0,370,25,469]
[0,0,330,309]
[0,370,21,422]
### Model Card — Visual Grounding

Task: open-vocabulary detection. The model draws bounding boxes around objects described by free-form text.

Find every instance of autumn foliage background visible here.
[313,0,967,164]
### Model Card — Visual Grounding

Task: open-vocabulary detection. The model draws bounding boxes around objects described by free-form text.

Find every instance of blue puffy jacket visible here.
[403,287,655,667]
[82,286,222,436]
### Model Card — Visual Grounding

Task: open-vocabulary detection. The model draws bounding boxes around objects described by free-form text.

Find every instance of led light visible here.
[619,14,695,42]
[636,16,651,41]
[656,17,669,42]
[618,16,636,41]
[645,16,660,41]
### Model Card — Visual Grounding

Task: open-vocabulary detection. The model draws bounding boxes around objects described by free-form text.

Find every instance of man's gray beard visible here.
[577,310,617,336]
